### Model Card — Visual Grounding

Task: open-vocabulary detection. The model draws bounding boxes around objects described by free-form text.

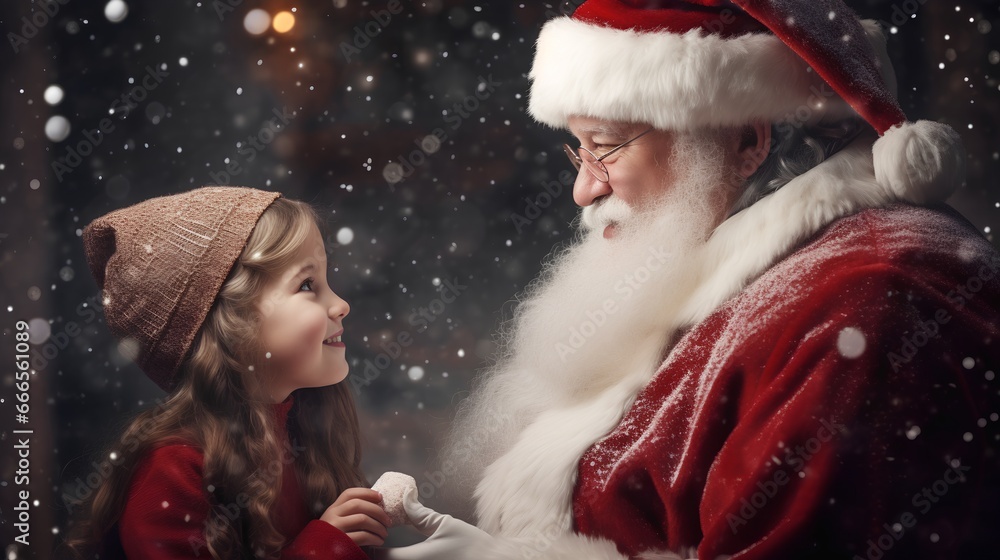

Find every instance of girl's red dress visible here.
[102,393,369,559]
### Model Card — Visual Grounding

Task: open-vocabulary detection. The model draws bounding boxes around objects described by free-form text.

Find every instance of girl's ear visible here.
[735,121,772,179]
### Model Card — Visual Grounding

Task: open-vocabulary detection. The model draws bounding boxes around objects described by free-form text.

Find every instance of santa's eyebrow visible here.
[579,124,619,135]
[573,123,630,142]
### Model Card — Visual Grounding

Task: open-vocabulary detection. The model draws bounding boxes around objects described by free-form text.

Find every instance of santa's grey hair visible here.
[727,116,870,218]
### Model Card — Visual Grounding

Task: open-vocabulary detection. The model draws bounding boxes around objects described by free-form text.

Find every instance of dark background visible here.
[1,0,998,556]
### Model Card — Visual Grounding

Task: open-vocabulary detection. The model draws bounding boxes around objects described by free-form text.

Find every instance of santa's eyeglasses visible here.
[563,127,654,183]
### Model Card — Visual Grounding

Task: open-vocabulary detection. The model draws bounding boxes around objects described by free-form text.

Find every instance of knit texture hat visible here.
[82,186,282,392]
[529,0,966,206]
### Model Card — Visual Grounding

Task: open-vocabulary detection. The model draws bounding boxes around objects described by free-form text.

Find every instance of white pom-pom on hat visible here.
[872,120,966,205]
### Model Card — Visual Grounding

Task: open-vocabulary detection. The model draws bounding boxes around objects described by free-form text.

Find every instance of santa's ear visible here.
[733,121,773,180]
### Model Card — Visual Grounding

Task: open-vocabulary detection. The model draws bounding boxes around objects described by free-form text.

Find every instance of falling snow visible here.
[4,1,997,554]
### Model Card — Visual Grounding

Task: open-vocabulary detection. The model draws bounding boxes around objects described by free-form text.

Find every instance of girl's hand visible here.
[320,487,393,547]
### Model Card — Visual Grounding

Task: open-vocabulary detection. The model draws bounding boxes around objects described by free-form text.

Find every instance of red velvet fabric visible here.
[732,0,907,134]
[571,203,1000,559]
[574,0,767,37]
[103,393,369,559]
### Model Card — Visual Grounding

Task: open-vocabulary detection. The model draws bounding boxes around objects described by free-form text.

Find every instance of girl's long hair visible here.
[59,197,367,559]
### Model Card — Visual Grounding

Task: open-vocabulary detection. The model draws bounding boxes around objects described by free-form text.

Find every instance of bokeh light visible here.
[273,11,295,33]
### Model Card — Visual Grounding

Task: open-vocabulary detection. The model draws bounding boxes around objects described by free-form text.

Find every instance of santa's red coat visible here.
[569,202,1000,559]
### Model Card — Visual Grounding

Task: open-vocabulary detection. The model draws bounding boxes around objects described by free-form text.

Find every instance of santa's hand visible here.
[373,487,492,560]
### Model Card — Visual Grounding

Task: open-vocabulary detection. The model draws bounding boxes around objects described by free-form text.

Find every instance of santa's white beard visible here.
[439,129,737,511]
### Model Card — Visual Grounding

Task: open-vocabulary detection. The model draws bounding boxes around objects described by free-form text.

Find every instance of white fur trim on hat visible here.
[528,17,893,131]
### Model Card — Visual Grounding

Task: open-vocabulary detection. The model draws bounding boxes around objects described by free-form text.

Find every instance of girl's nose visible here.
[330,294,350,319]
[573,168,613,207]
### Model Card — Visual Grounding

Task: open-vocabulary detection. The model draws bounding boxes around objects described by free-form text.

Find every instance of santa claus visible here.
[378,1,1000,559]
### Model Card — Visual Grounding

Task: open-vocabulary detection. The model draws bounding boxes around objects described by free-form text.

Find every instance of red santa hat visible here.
[528,0,966,204]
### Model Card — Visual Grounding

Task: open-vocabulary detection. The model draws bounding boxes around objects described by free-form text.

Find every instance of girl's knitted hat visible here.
[82,186,282,392]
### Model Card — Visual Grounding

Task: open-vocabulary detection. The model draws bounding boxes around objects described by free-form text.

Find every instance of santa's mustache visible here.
[580,195,632,233]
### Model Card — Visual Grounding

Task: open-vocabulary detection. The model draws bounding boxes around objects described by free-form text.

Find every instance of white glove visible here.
[373,486,493,560]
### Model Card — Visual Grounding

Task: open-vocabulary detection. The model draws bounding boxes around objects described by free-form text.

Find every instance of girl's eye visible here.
[299,277,315,292]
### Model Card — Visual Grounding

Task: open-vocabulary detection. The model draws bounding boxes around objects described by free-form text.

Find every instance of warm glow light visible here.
[273,11,295,33]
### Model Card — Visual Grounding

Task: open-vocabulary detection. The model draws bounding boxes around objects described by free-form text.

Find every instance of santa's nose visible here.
[573,168,612,207]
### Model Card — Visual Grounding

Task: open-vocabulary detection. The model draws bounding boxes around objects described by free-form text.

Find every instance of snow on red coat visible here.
[100,393,371,560]
[474,135,1000,560]
[571,201,1000,559]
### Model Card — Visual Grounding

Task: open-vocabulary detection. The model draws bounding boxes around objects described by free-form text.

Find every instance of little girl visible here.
[60,186,391,559]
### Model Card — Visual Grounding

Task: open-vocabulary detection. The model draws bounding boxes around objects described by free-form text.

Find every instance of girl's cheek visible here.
[267,311,313,355]
[267,304,326,355]
[297,313,328,349]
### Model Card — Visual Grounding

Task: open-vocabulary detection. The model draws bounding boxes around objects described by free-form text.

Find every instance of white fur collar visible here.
[474,131,952,549]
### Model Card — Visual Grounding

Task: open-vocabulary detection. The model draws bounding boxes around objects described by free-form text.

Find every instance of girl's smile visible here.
[323,330,345,347]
